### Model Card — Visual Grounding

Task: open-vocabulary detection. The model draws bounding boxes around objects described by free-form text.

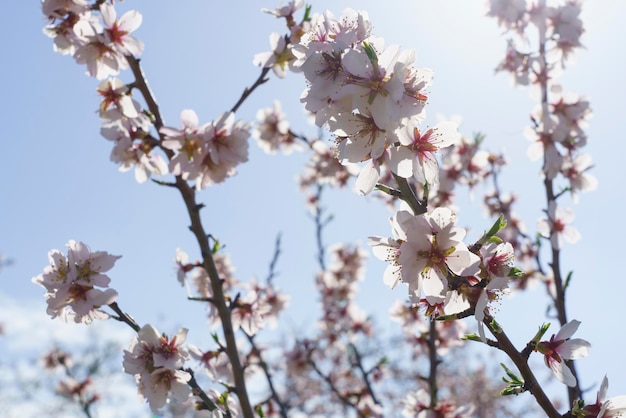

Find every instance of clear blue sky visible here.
[2,0,626,414]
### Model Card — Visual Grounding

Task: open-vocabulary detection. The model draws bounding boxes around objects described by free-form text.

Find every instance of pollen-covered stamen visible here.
[353,113,386,148]
[410,127,439,155]
[418,236,457,275]
[67,283,91,302]
[180,136,202,160]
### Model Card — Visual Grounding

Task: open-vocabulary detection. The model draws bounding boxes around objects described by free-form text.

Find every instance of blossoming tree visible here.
[26,0,626,417]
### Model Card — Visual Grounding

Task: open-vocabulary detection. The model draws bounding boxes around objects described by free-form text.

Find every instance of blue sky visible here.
[3,0,626,414]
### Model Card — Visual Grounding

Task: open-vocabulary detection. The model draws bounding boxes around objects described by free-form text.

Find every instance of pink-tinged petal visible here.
[427,208,455,233]
[368,236,397,261]
[599,395,626,417]
[99,3,116,27]
[549,360,577,387]
[396,124,415,147]
[537,218,551,238]
[337,138,371,163]
[355,160,380,196]
[562,226,581,244]
[387,146,415,178]
[123,37,144,56]
[446,249,481,276]
[557,206,576,223]
[180,109,199,130]
[559,338,591,360]
[556,319,581,340]
[170,371,192,400]
[342,49,372,79]
[429,121,461,148]
[138,324,162,346]
[253,51,275,67]
[383,264,402,288]
[598,375,609,403]
[118,10,143,33]
[421,268,446,298]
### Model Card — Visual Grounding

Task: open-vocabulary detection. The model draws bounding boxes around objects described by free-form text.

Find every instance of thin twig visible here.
[245,333,289,418]
[483,315,560,418]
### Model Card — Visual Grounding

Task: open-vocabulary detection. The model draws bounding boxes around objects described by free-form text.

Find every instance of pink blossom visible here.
[253,32,294,78]
[536,319,590,387]
[253,100,301,154]
[580,376,626,418]
[100,3,144,57]
[389,120,461,186]
[537,201,580,250]
[96,77,137,118]
[123,324,191,411]
[370,208,481,305]
[262,0,304,18]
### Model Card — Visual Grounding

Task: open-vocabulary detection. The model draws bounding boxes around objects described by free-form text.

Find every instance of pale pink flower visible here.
[96,77,138,118]
[262,0,304,18]
[144,368,191,411]
[537,201,580,250]
[402,388,473,418]
[42,5,97,55]
[370,208,481,305]
[74,34,127,79]
[161,109,208,180]
[231,290,269,336]
[173,248,193,287]
[100,3,144,57]
[536,319,590,387]
[580,375,626,418]
[253,32,294,78]
[188,345,230,381]
[337,42,413,128]
[561,152,597,201]
[123,324,191,411]
[196,113,251,190]
[253,101,301,154]
[389,121,461,186]
[330,109,390,163]
[487,0,528,31]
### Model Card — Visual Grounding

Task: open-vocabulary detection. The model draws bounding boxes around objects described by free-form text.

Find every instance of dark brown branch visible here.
[427,319,439,409]
[483,315,560,418]
[124,54,254,417]
[107,302,140,333]
[348,343,380,406]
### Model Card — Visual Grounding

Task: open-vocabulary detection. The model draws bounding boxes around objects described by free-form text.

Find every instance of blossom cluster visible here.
[160,110,251,190]
[32,240,120,324]
[254,7,461,196]
[43,0,143,79]
[122,324,192,412]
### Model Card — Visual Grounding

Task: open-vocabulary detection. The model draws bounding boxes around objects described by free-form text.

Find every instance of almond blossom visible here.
[537,200,580,250]
[388,120,461,186]
[535,319,590,387]
[370,208,481,306]
[123,324,191,412]
[253,32,294,78]
[32,240,120,324]
[161,110,251,189]
[96,77,138,118]
[576,375,626,418]
[253,100,301,154]
[100,3,144,57]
